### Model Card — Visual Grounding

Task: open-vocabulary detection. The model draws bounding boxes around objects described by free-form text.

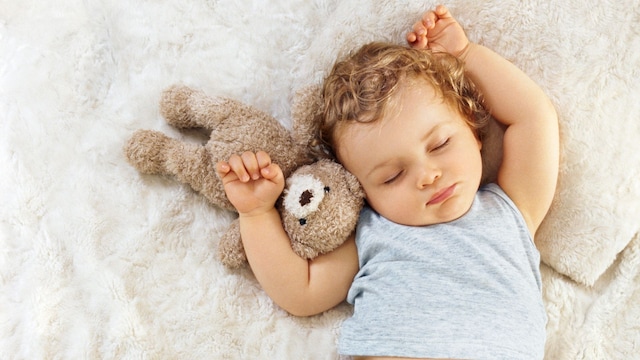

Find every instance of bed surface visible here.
[2,0,639,358]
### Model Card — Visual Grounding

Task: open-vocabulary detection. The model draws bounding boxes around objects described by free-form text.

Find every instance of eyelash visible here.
[432,138,450,152]
[383,171,403,185]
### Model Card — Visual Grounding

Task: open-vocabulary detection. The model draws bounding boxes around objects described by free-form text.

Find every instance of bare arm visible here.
[239,211,358,316]
[217,151,358,316]
[463,44,559,235]
[408,5,559,235]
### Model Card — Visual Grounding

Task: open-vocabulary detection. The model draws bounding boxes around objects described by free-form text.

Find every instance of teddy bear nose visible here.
[299,190,313,206]
[284,174,327,221]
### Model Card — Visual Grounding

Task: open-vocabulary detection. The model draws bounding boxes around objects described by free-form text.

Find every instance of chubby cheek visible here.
[360,185,381,211]
[365,188,411,219]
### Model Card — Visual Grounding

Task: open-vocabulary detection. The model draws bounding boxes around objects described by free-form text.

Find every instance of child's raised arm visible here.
[464,44,559,235]
[216,151,359,316]
[409,5,559,235]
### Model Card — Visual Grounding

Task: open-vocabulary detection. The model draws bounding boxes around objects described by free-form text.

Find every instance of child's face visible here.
[337,82,483,226]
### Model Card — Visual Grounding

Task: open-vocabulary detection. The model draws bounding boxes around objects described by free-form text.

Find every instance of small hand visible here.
[406,5,469,57]
[216,151,285,216]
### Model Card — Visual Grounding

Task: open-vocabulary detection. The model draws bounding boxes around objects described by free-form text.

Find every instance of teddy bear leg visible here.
[124,130,174,175]
[125,129,208,178]
[217,219,247,268]
[162,140,233,211]
[160,85,274,131]
[159,85,203,129]
[125,129,232,210]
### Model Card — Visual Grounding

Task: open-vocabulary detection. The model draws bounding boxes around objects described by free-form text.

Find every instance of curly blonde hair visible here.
[318,42,489,159]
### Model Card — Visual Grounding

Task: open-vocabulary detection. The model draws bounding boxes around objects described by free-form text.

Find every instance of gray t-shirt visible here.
[339,184,546,359]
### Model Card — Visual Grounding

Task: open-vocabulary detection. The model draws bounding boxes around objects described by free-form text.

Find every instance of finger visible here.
[260,163,283,182]
[421,10,437,29]
[406,31,417,44]
[434,4,452,19]
[412,37,429,49]
[412,20,426,36]
[228,154,251,182]
[216,160,231,177]
[408,33,428,49]
[409,20,429,49]
[241,151,261,180]
[255,150,272,169]
[216,160,241,184]
[255,151,281,181]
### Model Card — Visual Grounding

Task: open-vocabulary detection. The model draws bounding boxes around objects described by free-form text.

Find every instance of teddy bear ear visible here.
[291,84,323,149]
[343,167,365,199]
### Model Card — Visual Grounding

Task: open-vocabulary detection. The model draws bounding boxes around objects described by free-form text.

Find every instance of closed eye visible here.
[383,171,403,185]
[431,138,450,152]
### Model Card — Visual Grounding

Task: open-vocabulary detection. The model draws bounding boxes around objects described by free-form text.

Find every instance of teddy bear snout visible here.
[299,190,314,206]
[284,174,327,224]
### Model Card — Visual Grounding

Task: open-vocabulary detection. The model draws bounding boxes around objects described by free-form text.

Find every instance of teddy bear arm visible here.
[217,219,247,268]
[209,120,311,180]
[290,240,320,260]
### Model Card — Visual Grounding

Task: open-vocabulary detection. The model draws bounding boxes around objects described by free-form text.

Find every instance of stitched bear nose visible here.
[299,190,313,206]
[284,174,326,221]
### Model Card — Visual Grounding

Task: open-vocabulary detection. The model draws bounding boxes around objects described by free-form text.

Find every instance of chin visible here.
[437,196,474,224]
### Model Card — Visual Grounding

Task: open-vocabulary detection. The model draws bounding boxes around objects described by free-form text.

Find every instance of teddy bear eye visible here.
[299,218,307,226]
[324,186,330,193]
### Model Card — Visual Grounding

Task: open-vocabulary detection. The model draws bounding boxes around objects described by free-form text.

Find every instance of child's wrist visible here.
[238,207,283,236]
[238,206,279,220]
[455,41,473,60]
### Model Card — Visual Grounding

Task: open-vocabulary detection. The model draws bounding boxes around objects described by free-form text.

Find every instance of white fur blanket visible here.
[2,0,639,358]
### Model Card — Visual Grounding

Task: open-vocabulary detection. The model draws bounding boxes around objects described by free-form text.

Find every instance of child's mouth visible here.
[427,184,456,205]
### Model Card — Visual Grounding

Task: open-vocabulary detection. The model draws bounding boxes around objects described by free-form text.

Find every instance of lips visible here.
[427,184,456,205]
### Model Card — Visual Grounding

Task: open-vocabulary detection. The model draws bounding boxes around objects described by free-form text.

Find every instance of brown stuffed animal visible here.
[124,85,364,268]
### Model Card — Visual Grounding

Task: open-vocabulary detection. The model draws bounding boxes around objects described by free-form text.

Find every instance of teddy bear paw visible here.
[217,220,248,268]
[159,85,198,128]
[124,130,171,175]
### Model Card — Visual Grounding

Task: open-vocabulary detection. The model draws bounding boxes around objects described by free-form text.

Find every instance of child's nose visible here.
[417,166,441,188]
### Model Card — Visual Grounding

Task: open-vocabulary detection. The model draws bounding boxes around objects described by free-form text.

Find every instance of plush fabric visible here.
[1,0,639,358]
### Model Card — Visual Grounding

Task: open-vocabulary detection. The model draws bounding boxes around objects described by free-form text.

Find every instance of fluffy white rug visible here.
[2,0,639,358]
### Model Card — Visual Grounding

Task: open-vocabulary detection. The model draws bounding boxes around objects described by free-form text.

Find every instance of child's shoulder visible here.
[479,182,504,197]
[478,183,532,237]
[478,183,522,215]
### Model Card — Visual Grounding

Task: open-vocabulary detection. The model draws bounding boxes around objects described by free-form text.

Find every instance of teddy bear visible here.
[124,85,364,268]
